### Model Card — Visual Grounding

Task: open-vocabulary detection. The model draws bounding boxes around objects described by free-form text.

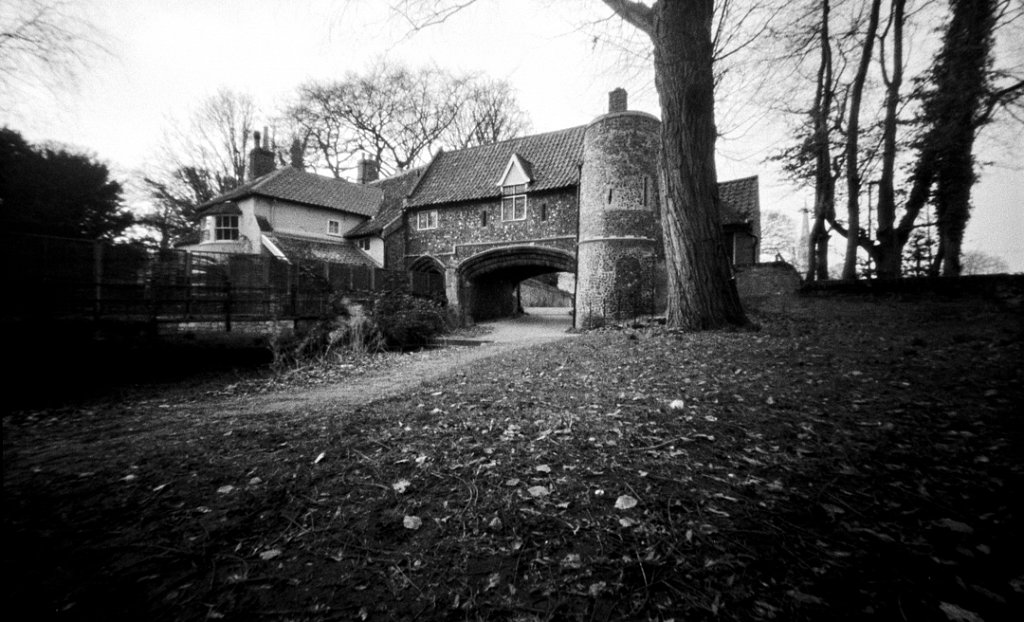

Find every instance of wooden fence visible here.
[1,233,444,325]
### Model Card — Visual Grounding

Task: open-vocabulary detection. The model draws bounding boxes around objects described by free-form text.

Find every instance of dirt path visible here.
[215,307,576,416]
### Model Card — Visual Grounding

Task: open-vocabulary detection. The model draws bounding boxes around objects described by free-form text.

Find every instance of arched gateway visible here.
[351,89,761,326]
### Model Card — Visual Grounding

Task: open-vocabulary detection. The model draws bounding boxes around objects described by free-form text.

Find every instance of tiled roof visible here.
[345,166,426,238]
[266,233,375,266]
[718,175,759,225]
[405,126,586,207]
[197,167,383,218]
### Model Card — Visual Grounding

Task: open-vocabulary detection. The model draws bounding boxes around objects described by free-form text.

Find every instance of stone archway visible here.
[456,246,576,323]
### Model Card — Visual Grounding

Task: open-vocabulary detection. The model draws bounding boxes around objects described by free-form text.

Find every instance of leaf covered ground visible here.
[3,296,1022,621]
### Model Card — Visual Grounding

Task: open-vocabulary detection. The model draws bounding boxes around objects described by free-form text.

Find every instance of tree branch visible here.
[601,0,655,37]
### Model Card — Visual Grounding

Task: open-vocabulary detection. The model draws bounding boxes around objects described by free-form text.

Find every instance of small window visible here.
[501,184,527,222]
[416,210,438,230]
[214,215,239,241]
[328,220,341,235]
[540,203,548,221]
[481,210,488,227]
[358,238,371,251]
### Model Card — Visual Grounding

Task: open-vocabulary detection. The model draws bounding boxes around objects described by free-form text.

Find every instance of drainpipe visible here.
[573,164,582,328]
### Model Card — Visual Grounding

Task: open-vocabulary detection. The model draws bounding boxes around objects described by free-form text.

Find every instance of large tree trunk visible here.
[605,0,746,329]
[807,0,835,282]
[929,0,995,276]
[874,0,906,279]
[841,0,881,280]
[652,1,746,328]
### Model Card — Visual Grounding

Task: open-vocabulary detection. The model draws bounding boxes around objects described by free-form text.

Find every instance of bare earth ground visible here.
[3,297,1022,621]
[223,307,578,416]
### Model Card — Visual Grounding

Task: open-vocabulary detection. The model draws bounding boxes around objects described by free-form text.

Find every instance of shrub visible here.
[369,290,448,349]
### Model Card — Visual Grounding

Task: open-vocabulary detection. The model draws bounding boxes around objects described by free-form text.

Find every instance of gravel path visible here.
[216,308,576,416]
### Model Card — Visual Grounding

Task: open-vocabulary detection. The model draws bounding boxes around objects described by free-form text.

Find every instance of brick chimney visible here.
[248,129,276,180]
[356,157,379,184]
[289,137,304,171]
[609,87,628,113]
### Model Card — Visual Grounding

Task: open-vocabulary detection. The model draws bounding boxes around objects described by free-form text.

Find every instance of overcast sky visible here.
[3,0,1021,271]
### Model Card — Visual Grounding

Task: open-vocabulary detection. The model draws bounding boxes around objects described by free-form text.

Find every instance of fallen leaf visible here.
[528,485,550,498]
[505,478,520,487]
[561,553,582,569]
[314,452,326,464]
[488,516,503,531]
[935,518,974,534]
[938,602,983,622]
[535,464,552,474]
[669,399,686,410]
[788,589,826,605]
[619,517,638,527]
[216,485,235,494]
[485,572,501,591]
[615,495,638,510]
[259,549,281,561]
[392,479,411,493]
[403,515,423,530]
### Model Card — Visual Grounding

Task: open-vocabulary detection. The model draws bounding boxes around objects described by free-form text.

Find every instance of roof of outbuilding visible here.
[718,175,759,225]
[266,233,376,266]
[345,166,426,238]
[405,126,586,207]
[197,167,383,218]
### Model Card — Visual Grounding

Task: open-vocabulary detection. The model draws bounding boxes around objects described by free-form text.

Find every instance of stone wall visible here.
[735,262,801,311]
[404,188,578,267]
[575,111,662,328]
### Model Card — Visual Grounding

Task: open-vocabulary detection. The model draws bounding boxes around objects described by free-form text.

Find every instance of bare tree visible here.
[0,0,108,107]
[759,210,798,263]
[442,78,532,150]
[287,64,530,178]
[141,89,258,248]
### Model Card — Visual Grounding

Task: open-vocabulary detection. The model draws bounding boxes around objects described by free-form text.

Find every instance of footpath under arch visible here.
[455,246,576,322]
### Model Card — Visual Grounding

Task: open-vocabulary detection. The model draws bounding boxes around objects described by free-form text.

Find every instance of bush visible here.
[370,290,448,349]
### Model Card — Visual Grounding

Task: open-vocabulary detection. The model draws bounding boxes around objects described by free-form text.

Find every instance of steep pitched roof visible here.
[345,166,426,238]
[405,126,586,207]
[718,175,759,225]
[197,167,383,218]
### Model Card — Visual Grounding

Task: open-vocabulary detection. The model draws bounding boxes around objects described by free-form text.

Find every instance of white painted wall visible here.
[256,198,365,240]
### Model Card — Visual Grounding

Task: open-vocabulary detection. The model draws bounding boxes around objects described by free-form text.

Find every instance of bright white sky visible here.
[3,0,1022,271]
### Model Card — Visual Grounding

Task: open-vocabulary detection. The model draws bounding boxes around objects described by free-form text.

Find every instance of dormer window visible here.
[497,153,533,223]
[328,220,341,235]
[501,184,527,221]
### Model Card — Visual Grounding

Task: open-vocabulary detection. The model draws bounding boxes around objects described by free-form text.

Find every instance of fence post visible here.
[93,240,103,321]
[184,252,193,320]
[290,263,298,317]
[223,277,233,332]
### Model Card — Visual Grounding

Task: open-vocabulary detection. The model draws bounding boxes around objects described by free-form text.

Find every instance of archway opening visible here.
[458,246,575,322]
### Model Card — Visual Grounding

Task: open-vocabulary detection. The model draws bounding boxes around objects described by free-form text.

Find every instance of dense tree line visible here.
[0,127,132,241]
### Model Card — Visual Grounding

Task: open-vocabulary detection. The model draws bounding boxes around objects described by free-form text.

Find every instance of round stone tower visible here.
[575,89,663,328]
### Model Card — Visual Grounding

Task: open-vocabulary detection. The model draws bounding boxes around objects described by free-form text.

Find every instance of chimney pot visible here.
[609,87,627,113]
